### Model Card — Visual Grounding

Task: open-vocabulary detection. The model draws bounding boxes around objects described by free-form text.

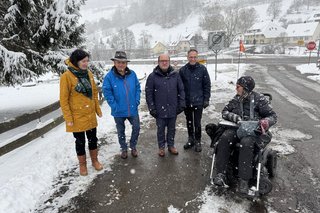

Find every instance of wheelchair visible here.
[205,94,277,197]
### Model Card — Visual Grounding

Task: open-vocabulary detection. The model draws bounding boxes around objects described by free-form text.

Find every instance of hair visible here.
[70,49,90,68]
[158,54,170,62]
[187,49,198,55]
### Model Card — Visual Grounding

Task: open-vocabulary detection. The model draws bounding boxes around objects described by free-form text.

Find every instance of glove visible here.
[259,119,269,134]
[203,101,209,108]
[177,107,185,115]
[150,109,157,118]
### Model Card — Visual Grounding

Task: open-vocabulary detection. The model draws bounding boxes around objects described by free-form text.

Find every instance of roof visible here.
[151,41,166,49]
[286,22,319,37]
[245,21,286,38]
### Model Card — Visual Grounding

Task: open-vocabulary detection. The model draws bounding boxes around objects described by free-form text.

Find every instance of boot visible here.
[89,149,103,171]
[183,137,195,149]
[194,139,202,152]
[77,155,88,176]
[238,179,249,194]
[214,173,228,187]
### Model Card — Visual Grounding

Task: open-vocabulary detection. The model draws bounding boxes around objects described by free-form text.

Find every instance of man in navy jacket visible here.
[103,51,141,159]
[146,54,185,157]
[179,49,211,152]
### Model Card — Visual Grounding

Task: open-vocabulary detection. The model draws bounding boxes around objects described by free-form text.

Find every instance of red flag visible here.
[239,40,245,52]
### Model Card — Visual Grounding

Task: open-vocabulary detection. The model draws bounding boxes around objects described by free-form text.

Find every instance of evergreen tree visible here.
[0,0,86,86]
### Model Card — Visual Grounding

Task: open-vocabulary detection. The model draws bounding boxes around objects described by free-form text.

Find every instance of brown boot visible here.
[77,155,88,176]
[89,149,103,171]
[168,146,179,155]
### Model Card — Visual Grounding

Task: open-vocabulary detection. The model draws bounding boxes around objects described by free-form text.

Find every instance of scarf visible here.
[68,66,92,99]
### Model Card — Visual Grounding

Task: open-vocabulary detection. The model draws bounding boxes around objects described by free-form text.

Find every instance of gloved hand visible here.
[203,101,209,108]
[235,115,242,123]
[177,107,185,115]
[259,119,269,134]
[150,109,157,118]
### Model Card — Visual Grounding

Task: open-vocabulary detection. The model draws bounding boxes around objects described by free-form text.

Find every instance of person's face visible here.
[158,55,170,71]
[78,57,89,70]
[187,51,198,65]
[236,84,244,96]
[114,60,127,72]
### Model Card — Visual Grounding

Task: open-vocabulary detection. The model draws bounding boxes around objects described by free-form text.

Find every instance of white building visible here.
[245,21,286,44]
[286,22,320,45]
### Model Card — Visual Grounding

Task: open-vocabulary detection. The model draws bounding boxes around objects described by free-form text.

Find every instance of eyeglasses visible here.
[159,60,170,63]
[188,56,198,59]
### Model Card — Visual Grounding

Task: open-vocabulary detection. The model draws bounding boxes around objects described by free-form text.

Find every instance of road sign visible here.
[208,32,225,51]
[307,41,316,51]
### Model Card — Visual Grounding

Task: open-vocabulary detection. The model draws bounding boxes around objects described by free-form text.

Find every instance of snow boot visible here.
[77,155,88,176]
[183,138,195,149]
[194,139,202,152]
[89,149,103,171]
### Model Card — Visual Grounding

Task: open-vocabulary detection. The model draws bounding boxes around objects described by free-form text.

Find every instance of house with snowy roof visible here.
[245,21,286,45]
[285,22,320,45]
[150,41,167,56]
[168,39,191,55]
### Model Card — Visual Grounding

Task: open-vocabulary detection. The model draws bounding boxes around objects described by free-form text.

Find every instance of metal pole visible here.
[215,50,218,80]
[317,40,320,68]
[237,49,241,79]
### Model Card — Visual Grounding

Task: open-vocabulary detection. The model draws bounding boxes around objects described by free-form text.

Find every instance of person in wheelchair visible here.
[213,76,277,195]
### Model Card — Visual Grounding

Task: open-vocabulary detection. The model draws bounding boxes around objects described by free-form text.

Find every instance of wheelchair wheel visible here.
[266,150,277,178]
[259,177,273,195]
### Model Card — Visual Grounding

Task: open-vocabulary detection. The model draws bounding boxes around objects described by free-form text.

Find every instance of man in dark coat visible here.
[213,76,277,195]
[179,49,211,152]
[145,54,185,157]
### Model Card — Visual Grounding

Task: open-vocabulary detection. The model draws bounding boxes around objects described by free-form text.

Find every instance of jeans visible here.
[114,115,140,151]
[156,117,177,149]
[184,106,203,140]
[73,128,98,156]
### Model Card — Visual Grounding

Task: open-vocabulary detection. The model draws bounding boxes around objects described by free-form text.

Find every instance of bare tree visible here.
[267,0,282,19]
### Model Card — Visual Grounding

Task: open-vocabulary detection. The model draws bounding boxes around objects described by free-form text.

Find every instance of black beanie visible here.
[237,76,255,92]
[70,49,89,68]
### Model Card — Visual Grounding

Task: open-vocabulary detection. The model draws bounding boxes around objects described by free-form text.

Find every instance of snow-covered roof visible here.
[286,22,319,37]
[245,21,286,38]
[151,41,166,49]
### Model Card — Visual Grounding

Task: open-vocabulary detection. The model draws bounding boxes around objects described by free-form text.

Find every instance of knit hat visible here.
[70,49,90,68]
[236,76,255,92]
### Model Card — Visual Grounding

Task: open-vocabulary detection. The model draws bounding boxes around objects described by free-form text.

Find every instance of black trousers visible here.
[156,117,177,149]
[73,128,98,156]
[215,129,256,180]
[184,106,203,140]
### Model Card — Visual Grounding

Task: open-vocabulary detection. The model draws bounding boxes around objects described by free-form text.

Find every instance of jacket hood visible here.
[65,58,79,71]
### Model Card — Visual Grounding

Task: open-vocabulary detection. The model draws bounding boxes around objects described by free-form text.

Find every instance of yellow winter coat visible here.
[59,59,102,132]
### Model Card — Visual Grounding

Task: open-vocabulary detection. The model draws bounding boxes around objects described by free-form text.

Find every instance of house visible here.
[168,39,191,55]
[150,41,167,56]
[286,22,320,45]
[185,33,208,52]
[245,21,286,45]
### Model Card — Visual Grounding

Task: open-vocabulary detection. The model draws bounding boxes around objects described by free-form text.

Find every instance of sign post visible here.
[208,31,225,80]
[307,41,316,65]
[317,40,320,69]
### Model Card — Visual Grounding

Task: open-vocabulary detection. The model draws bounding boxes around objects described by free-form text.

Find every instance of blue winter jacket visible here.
[145,65,185,118]
[179,62,211,107]
[102,66,141,117]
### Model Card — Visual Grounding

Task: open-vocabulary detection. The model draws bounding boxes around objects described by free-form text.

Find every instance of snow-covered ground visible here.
[296,63,320,82]
[1,62,314,212]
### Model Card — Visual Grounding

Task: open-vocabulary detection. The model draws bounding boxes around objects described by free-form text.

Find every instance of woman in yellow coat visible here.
[60,49,103,176]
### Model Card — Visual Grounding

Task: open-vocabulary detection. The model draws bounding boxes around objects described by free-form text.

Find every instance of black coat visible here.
[145,66,185,118]
[222,91,277,126]
[179,62,211,107]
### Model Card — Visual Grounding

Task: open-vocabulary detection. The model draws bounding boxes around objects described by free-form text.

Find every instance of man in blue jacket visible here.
[179,49,211,152]
[146,54,185,157]
[102,51,141,159]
